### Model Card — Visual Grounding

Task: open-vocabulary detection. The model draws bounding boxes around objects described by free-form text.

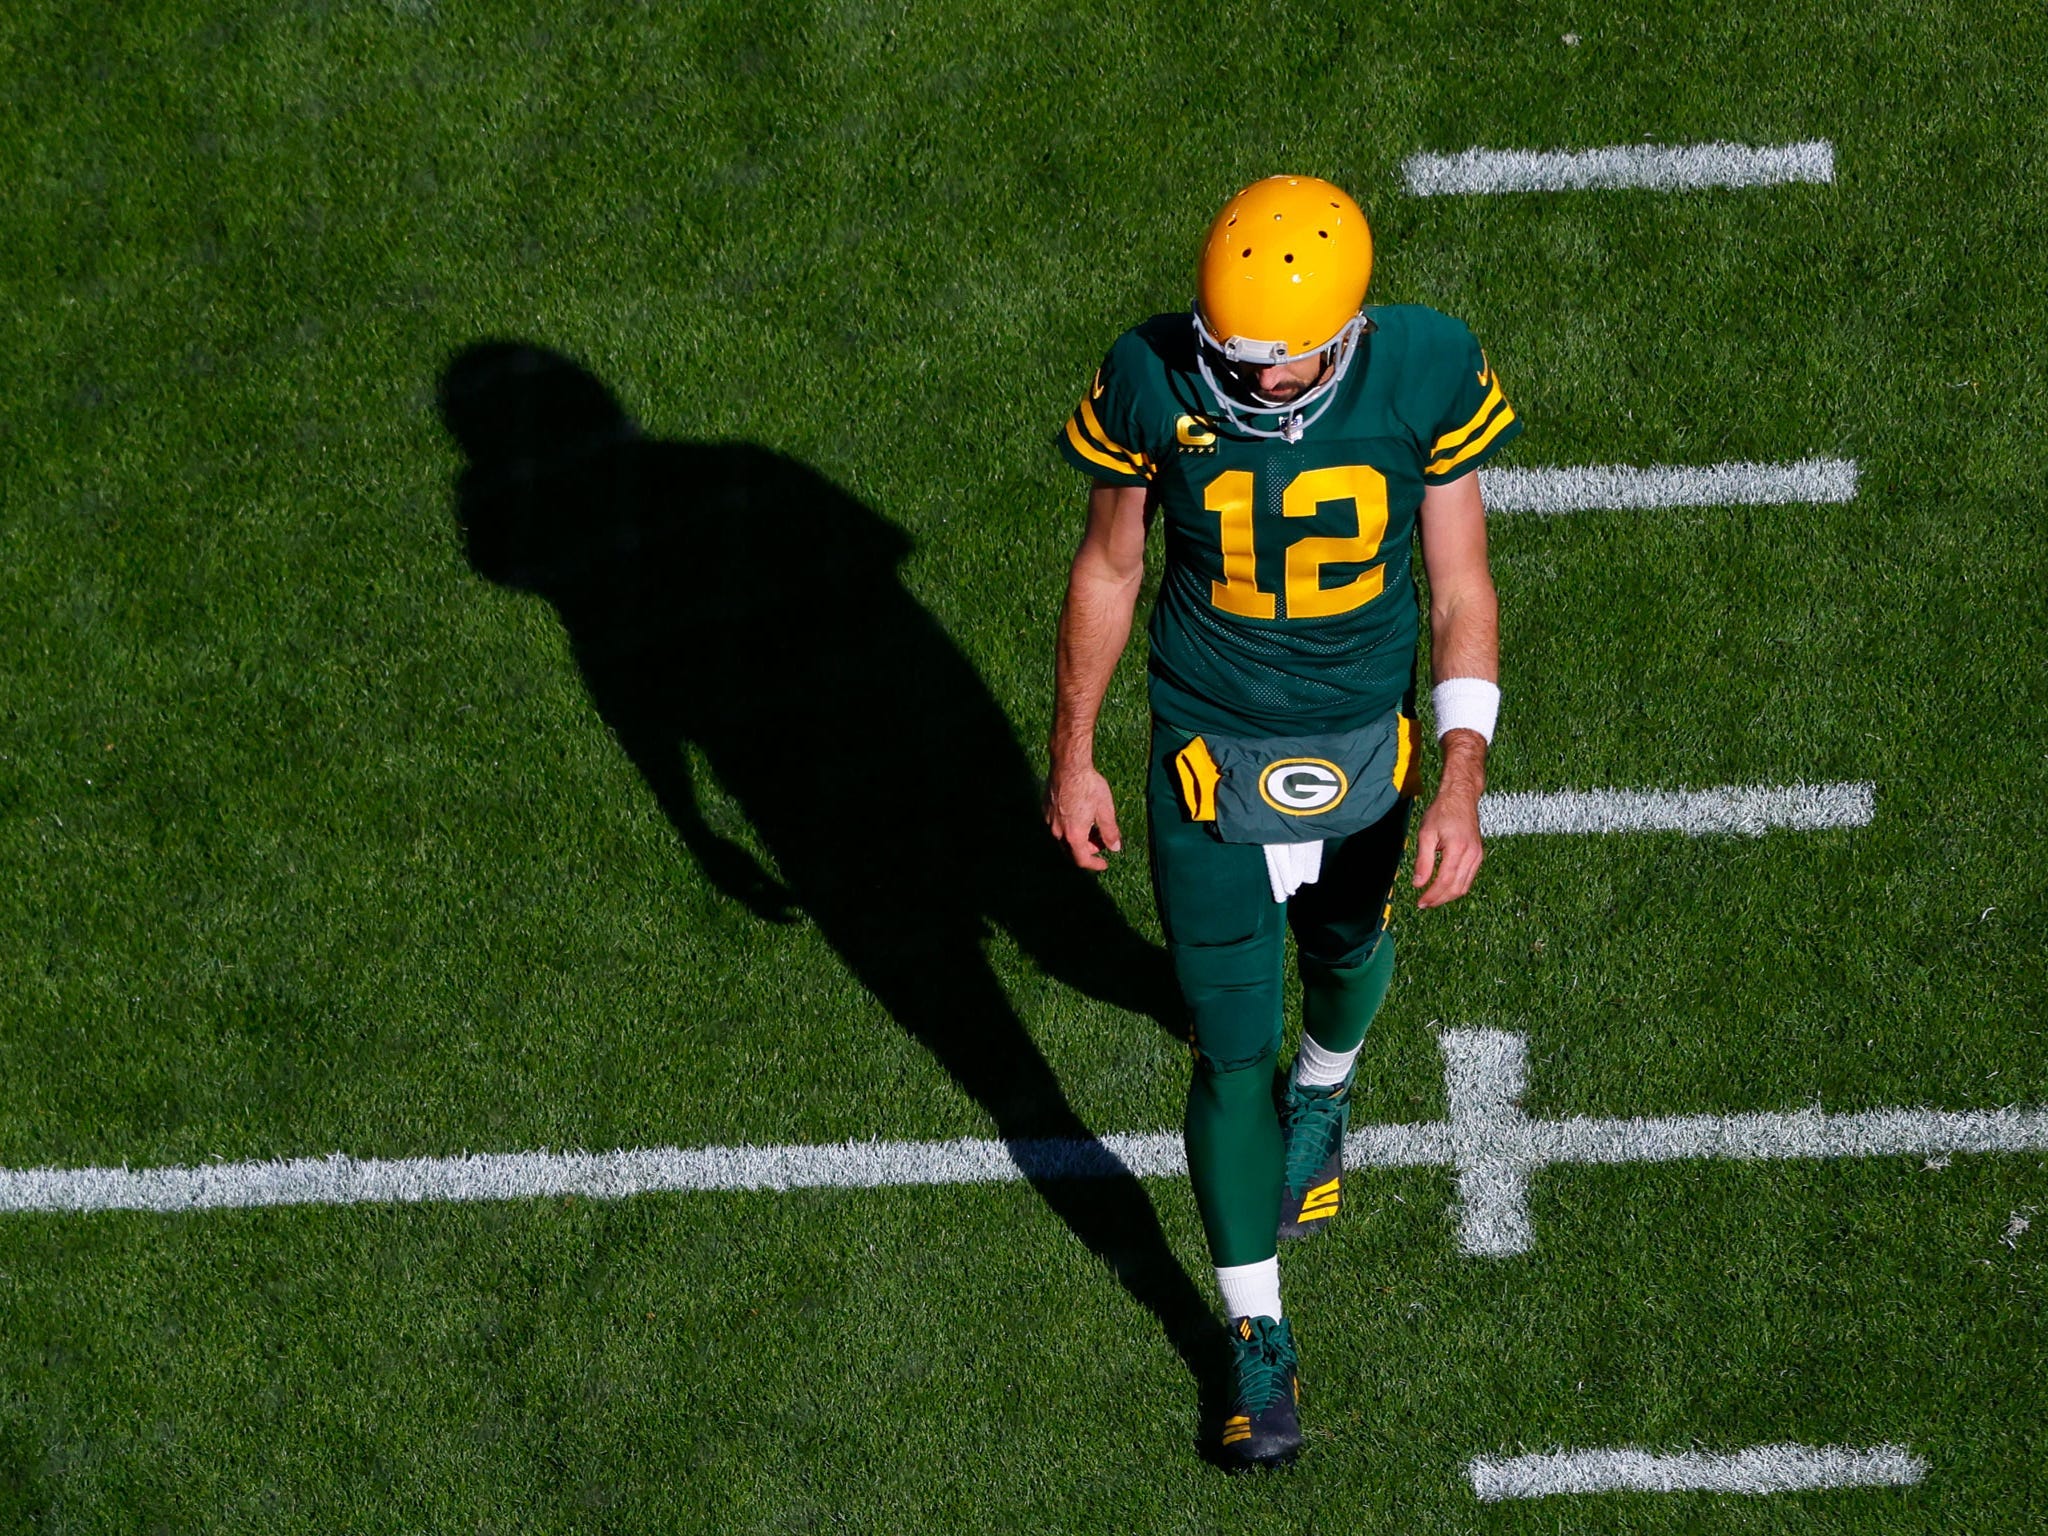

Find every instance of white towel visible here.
[1262,840,1324,903]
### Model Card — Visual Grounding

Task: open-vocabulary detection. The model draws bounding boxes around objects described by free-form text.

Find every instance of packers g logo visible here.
[1258,757,1349,816]
[1176,414,1217,451]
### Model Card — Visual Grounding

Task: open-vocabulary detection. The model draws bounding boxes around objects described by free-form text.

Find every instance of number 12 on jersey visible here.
[1204,464,1390,621]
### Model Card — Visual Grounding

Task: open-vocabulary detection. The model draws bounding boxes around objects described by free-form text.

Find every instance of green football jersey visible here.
[1058,306,1521,736]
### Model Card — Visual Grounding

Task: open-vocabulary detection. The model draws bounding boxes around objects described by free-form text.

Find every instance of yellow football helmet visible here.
[1194,176,1373,440]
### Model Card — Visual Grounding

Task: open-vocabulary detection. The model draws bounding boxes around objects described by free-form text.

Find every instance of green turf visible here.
[3,0,2046,1528]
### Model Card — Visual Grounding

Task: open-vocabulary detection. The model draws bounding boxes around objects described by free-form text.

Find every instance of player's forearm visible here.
[1428,575,1497,792]
[1427,577,1498,685]
[1436,727,1488,798]
[1048,560,1141,771]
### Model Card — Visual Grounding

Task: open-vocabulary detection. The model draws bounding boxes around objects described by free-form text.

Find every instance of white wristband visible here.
[1432,678,1499,744]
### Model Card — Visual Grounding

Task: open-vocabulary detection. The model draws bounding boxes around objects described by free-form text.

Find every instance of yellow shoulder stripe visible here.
[1064,416,1147,480]
[1078,395,1148,470]
[1428,378,1507,460]
[1427,402,1517,479]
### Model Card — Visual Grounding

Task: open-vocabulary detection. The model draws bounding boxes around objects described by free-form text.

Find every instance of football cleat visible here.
[1276,1068,1352,1240]
[1217,1315,1303,1470]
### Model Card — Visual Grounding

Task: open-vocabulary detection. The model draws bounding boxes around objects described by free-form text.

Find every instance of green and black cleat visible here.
[1276,1069,1352,1240]
[1216,1315,1303,1470]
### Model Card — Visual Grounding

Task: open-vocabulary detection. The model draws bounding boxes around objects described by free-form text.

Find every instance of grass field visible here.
[3,0,2045,1529]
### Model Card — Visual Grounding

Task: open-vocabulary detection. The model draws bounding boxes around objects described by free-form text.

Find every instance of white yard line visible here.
[1443,1028,1534,1256]
[1481,458,1858,515]
[1406,140,1835,196]
[0,1132,1192,1216]
[8,1031,2046,1229]
[1434,1030,2048,1255]
[1468,1442,1926,1500]
[1481,782,1874,838]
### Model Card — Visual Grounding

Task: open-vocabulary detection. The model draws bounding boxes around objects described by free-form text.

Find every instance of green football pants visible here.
[1148,719,1411,1268]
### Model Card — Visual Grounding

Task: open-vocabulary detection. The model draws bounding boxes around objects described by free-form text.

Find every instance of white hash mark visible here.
[1406,140,1835,196]
[1480,458,1857,515]
[1467,1442,1926,1500]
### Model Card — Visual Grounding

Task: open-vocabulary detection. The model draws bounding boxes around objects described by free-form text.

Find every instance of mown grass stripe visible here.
[1406,140,1836,196]
[1480,782,1874,838]
[1467,1443,1927,1500]
[1480,458,1859,514]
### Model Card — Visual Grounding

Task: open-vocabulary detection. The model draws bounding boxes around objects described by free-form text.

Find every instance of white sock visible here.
[1214,1257,1282,1321]
[1293,1034,1361,1088]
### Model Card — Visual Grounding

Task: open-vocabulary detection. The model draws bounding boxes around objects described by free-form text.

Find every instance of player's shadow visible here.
[438,341,1229,1422]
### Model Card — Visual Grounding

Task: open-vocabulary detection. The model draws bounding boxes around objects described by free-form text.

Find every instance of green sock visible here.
[1184,1056,1283,1268]
[1300,931,1395,1056]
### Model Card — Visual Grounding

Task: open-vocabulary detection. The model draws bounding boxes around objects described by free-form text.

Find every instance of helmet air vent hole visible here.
[1319,230,1328,238]
[1242,248,1252,257]
[1284,253,1293,262]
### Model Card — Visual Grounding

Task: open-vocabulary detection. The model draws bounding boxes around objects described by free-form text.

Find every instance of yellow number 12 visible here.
[1203,464,1390,621]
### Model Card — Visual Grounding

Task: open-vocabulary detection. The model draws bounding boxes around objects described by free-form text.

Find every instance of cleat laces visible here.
[1231,1318,1296,1414]
[1278,1079,1348,1191]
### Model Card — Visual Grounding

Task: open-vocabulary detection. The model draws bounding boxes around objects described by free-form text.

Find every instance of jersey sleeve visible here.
[1056,336,1160,488]
[1421,322,1522,485]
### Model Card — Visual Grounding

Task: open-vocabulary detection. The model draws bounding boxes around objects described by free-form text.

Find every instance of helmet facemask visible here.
[1193,306,1369,443]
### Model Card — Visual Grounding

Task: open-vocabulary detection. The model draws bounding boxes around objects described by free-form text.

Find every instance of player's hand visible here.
[1413,736,1486,909]
[1044,763,1123,872]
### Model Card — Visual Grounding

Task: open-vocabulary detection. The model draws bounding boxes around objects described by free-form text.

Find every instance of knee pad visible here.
[1188,1045,1280,1106]
[1300,927,1393,988]
[1170,928,1284,1074]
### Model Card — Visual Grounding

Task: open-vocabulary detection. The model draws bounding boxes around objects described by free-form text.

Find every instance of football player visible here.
[1045,175,1517,1468]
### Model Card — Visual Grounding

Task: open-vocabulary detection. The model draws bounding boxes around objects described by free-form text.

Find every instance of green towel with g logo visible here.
[1173,707,1417,845]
